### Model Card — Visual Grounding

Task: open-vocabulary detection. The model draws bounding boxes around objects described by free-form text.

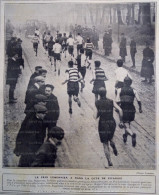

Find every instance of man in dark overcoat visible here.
[24,76,45,114]
[14,104,47,167]
[140,42,154,84]
[103,31,112,56]
[6,52,22,103]
[119,33,127,62]
[44,84,60,130]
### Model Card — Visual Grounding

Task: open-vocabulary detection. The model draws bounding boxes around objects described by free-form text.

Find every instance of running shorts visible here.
[67,81,79,96]
[54,53,61,61]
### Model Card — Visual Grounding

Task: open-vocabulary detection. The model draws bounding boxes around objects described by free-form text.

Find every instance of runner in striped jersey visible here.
[62,61,83,114]
[31,33,40,56]
[84,38,94,69]
[90,61,108,102]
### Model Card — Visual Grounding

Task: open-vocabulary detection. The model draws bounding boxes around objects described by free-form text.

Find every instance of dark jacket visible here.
[130,40,137,54]
[119,37,127,57]
[44,94,60,129]
[24,84,40,114]
[14,113,46,156]
[6,58,21,85]
[31,141,57,167]
[27,72,39,90]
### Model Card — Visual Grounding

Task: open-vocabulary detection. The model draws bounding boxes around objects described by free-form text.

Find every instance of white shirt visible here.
[35,30,40,36]
[115,67,132,82]
[53,43,62,53]
[76,35,83,45]
[81,54,86,67]
[67,38,74,46]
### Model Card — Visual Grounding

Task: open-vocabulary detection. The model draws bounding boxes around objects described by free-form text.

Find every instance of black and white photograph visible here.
[3,1,156,169]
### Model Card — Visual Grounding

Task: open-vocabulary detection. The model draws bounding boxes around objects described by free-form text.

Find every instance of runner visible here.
[62,61,83,114]
[62,33,68,58]
[76,33,84,55]
[35,28,40,37]
[90,61,108,102]
[44,31,51,54]
[84,37,94,69]
[76,48,87,92]
[95,87,123,167]
[47,36,55,65]
[42,31,46,48]
[53,39,62,75]
[116,76,143,147]
[67,34,75,59]
[31,33,40,56]
[115,59,132,96]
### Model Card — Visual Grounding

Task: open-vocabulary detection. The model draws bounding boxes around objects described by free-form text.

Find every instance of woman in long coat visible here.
[140,42,154,84]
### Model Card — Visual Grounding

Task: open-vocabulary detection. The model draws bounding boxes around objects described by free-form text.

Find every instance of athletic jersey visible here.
[81,54,87,67]
[53,43,62,54]
[62,36,67,45]
[67,38,74,46]
[120,87,135,104]
[76,35,84,45]
[85,42,94,50]
[115,67,132,82]
[44,34,51,42]
[32,36,39,43]
[94,68,106,81]
[67,67,79,82]
[96,98,114,121]
[35,30,40,36]
[48,40,55,49]
[116,87,140,105]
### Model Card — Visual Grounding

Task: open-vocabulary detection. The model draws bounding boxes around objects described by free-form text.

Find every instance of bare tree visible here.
[117,4,124,25]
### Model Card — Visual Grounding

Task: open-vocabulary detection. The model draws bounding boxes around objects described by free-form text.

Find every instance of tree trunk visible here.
[87,5,94,26]
[113,8,116,24]
[117,5,124,25]
[138,3,142,24]
[109,6,112,24]
[131,4,135,24]
[142,3,151,25]
[100,6,106,25]
[126,4,131,25]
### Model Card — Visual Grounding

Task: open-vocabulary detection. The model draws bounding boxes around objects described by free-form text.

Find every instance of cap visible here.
[34,104,47,113]
[48,126,64,140]
[35,94,47,102]
[39,69,47,74]
[34,76,45,82]
[35,66,42,70]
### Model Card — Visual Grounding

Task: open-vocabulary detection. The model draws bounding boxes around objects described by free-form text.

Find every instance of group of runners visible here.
[5,23,145,167]
[30,27,144,167]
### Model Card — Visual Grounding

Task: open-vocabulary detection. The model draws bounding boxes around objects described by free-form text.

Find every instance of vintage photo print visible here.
[3,1,156,169]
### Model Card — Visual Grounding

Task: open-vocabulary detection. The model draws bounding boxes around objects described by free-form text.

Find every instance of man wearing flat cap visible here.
[27,66,42,90]
[14,104,48,167]
[31,126,64,167]
[24,76,45,115]
[44,84,60,129]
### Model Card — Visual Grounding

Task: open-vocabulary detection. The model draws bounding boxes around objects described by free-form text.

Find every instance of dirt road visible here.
[3,36,155,169]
